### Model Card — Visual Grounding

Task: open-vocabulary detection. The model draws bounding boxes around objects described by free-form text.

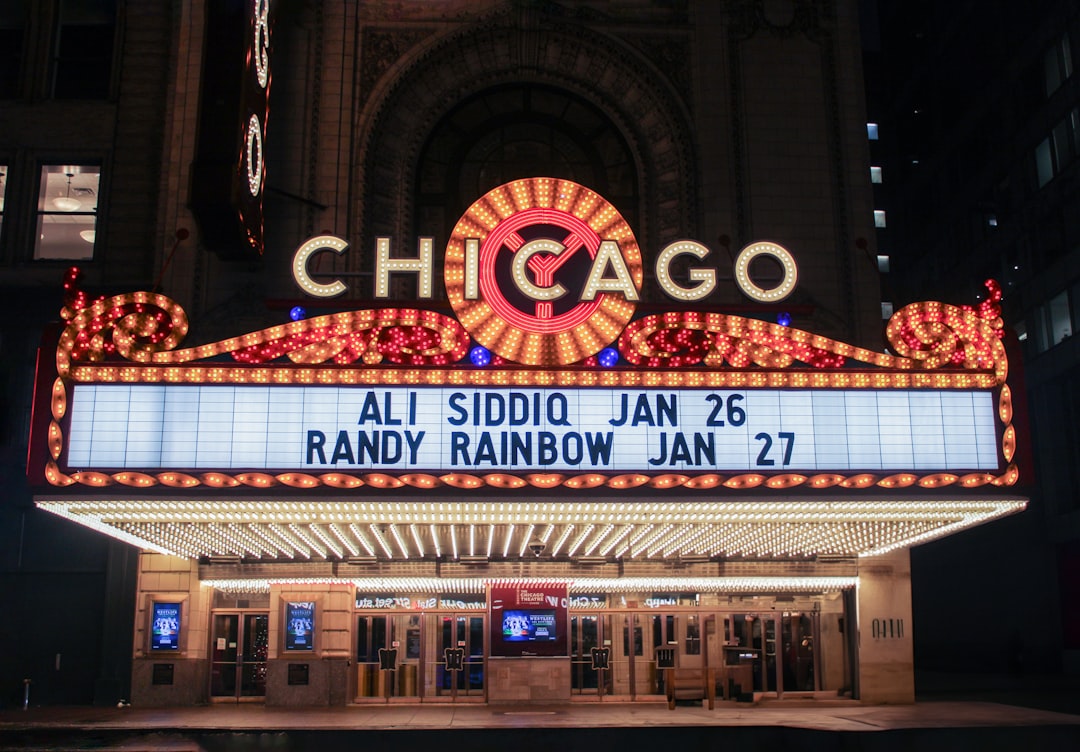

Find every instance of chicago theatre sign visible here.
[34,178,1019,497]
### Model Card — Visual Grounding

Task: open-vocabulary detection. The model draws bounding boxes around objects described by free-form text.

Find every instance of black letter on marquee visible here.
[307,430,327,464]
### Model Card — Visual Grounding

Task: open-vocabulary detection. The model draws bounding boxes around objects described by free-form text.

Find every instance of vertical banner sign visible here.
[191,0,273,257]
[150,602,181,651]
[489,583,569,657]
[284,601,315,651]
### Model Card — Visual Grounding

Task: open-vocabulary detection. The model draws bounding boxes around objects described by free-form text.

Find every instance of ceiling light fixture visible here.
[52,172,81,212]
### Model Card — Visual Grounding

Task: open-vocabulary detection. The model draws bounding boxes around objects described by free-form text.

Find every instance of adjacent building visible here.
[863,0,1079,674]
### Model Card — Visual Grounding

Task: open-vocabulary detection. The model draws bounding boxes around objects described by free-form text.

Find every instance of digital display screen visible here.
[64,385,1002,474]
[150,602,181,651]
[284,601,315,651]
[501,610,557,642]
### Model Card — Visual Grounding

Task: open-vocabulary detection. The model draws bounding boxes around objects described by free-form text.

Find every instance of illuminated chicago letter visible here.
[655,240,716,301]
[375,237,434,299]
[512,239,570,301]
[292,235,349,298]
[734,241,798,302]
[464,238,480,300]
[579,241,640,301]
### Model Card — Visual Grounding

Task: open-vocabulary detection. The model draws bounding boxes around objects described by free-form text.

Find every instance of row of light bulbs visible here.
[200,576,861,596]
[46,458,1018,493]
[36,497,1026,561]
[38,497,1028,521]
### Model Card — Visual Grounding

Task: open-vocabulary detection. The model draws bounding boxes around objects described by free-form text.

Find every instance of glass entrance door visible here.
[391,614,421,699]
[434,614,485,699]
[355,615,388,699]
[570,614,600,695]
[723,613,779,695]
[781,611,818,692]
[648,612,679,696]
[209,612,268,700]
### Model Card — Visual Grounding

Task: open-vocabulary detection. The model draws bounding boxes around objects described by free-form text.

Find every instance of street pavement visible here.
[1,695,1078,751]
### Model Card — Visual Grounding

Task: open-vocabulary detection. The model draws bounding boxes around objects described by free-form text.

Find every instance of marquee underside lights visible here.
[200,577,861,596]
[34,497,1027,562]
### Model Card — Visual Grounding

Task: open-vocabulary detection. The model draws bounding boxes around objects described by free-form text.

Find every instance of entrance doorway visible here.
[355,614,421,700]
[570,614,612,696]
[781,611,818,692]
[209,611,269,701]
[433,614,485,699]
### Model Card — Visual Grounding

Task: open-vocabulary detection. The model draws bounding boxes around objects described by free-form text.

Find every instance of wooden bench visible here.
[664,667,715,710]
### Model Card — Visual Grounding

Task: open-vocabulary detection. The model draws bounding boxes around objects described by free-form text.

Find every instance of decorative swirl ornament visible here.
[885,279,1006,383]
[57,293,468,371]
[58,291,190,376]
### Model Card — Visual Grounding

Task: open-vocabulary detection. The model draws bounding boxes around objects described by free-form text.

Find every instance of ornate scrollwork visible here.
[885,280,1007,383]
[58,291,470,371]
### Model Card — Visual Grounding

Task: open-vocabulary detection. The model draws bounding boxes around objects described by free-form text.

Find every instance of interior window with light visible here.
[35,164,100,261]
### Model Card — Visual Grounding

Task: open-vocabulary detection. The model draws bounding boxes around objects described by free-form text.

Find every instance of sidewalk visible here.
[1,698,1078,752]
[2,697,1079,732]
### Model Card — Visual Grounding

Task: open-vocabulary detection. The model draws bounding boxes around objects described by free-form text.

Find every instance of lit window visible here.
[987,215,998,227]
[35,164,99,261]
[881,302,894,319]
[870,166,883,183]
[1045,34,1073,97]
[866,123,879,140]
[876,255,890,273]
[874,210,887,228]
[1016,321,1027,342]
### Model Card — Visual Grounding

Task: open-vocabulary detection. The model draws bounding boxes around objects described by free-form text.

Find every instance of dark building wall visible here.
[864,0,1080,673]
[0,1,174,706]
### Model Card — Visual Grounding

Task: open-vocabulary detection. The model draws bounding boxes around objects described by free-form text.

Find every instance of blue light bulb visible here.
[776,312,791,327]
[598,347,619,368]
[470,346,491,367]
[290,306,306,321]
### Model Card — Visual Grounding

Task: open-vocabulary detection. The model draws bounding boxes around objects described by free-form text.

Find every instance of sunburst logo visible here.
[444,178,643,365]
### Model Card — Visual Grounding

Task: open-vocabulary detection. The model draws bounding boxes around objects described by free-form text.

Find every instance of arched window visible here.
[415,84,638,243]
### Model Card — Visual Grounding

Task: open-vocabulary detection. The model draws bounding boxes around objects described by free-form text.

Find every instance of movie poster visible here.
[285,601,315,651]
[150,602,181,651]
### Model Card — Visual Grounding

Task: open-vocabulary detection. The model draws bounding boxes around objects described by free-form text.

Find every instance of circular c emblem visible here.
[445,178,642,365]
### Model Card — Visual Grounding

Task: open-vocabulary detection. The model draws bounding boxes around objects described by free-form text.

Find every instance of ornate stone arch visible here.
[354,6,698,290]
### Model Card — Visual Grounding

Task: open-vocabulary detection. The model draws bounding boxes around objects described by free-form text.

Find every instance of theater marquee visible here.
[35,177,1018,495]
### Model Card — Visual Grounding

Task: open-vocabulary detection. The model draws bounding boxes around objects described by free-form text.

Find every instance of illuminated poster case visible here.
[284,601,315,651]
[150,602,181,651]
